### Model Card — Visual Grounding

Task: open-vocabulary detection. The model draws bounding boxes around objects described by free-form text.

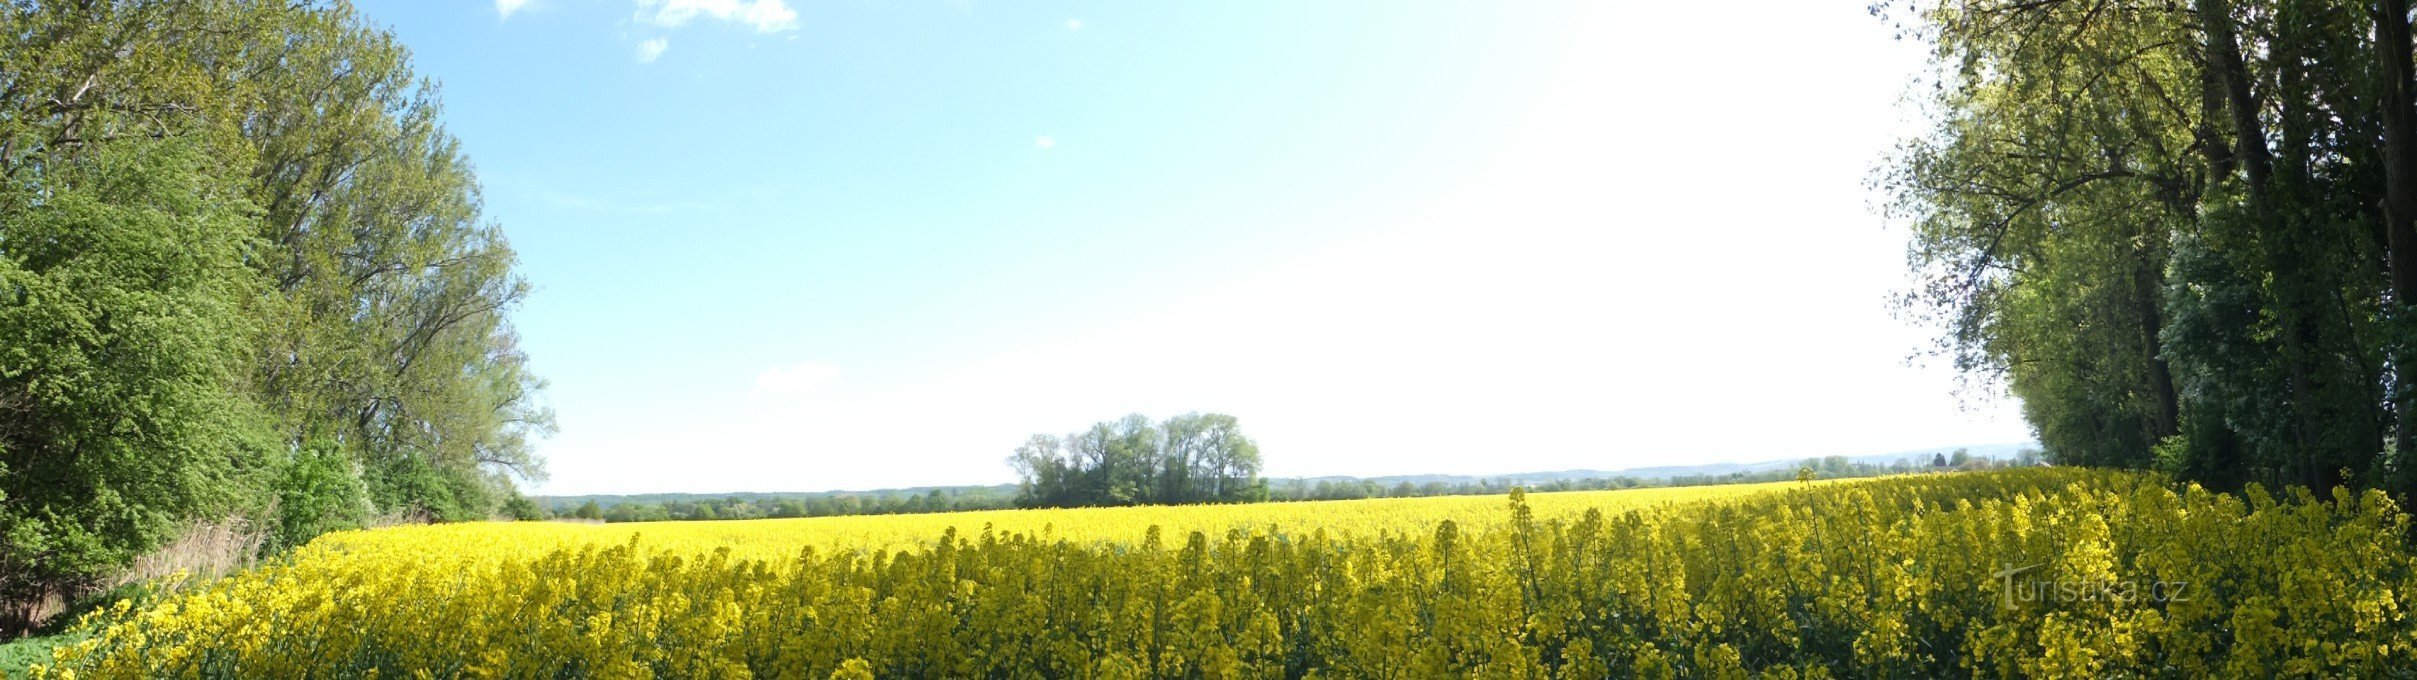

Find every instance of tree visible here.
[499,496,547,521]
[1879,0,2417,496]
[231,3,553,518]
[573,501,604,521]
[270,442,374,552]
[2384,0,2417,477]
[0,135,276,633]
[1160,413,1212,503]
[1007,434,1069,506]
[1066,425,1116,503]
[0,0,552,630]
[1189,413,1262,502]
[1007,413,1264,508]
[1106,414,1160,504]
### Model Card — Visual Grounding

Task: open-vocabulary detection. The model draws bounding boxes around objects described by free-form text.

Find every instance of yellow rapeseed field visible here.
[314,478,1815,564]
[27,470,2417,678]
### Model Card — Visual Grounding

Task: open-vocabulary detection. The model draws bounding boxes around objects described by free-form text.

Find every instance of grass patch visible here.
[0,580,161,677]
[0,631,85,678]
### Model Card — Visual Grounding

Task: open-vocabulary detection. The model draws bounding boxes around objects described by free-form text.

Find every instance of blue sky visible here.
[354,0,2033,494]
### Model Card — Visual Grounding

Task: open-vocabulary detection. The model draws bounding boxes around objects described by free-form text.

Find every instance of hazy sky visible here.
[354,0,2033,495]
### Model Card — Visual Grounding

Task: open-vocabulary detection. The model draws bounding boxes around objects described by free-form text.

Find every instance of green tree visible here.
[1007,434,1071,506]
[270,442,373,552]
[0,135,275,633]
[1007,413,1264,508]
[1107,414,1160,504]
[499,496,546,521]
[1879,0,2417,496]
[0,2,553,628]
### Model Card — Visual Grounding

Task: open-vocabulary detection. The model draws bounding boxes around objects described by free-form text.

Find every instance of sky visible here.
[352,0,2035,495]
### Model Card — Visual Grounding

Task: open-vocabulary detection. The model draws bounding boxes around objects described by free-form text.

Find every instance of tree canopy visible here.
[1878,0,2417,495]
[0,1,547,632]
[1008,413,1266,507]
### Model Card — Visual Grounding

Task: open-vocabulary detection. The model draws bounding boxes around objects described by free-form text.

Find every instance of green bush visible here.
[269,443,371,553]
[499,496,547,521]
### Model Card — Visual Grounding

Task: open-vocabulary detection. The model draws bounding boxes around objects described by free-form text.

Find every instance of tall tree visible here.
[1108,414,1160,504]
[1881,0,2200,468]
[1881,0,2414,495]
[0,135,273,633]
[2378,0,2417,483]
[0,0,549,631]
[1007,434,1070,506]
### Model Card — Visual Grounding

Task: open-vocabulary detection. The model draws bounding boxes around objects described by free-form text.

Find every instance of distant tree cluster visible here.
[1267,476,1648,502]
[1008,413,1265,507]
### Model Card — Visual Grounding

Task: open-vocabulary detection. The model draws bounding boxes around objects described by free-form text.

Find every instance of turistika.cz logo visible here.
[1992,562,2191,608]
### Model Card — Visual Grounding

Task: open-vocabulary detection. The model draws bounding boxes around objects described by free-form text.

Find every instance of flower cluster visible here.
[26,470,2417,677]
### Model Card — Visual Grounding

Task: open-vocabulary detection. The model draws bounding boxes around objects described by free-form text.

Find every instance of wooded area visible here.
[0,2,549,634]
[1007,413,1267,507]
[1880,0,2417,497]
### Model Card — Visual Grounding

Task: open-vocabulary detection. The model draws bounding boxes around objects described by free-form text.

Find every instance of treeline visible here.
[1264,449,2038,501]
[0,1,544,633]
[1880,0,2417,496]
[532,448,2043,524]
[1007,413,1265,507]
[553,488,1019,523]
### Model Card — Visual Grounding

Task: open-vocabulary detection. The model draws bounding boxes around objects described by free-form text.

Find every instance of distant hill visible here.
[535,443,2038,511]
[538,484,1020,513]
[1261,443,2037,488]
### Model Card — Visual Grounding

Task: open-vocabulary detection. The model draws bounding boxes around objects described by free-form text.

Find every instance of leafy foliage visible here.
[0,135,274,630]
[0,0,547,633]
[266,443,370,554]
[1009,413,1266,507]
[1877,0,2417,496]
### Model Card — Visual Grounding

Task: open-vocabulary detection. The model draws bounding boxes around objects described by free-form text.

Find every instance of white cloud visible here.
[497,0,532,19]
[752,362,840,399]
[638,0,800,33]
[1034,134,1055,150]
[1065,19,1083,31]
[636,38,669,63]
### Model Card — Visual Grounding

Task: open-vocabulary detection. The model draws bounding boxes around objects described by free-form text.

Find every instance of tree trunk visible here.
[2200,0,2334,490]
[2379,0,2417,494]
[2199,0,2273,189]
[2137,237,2182,446]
